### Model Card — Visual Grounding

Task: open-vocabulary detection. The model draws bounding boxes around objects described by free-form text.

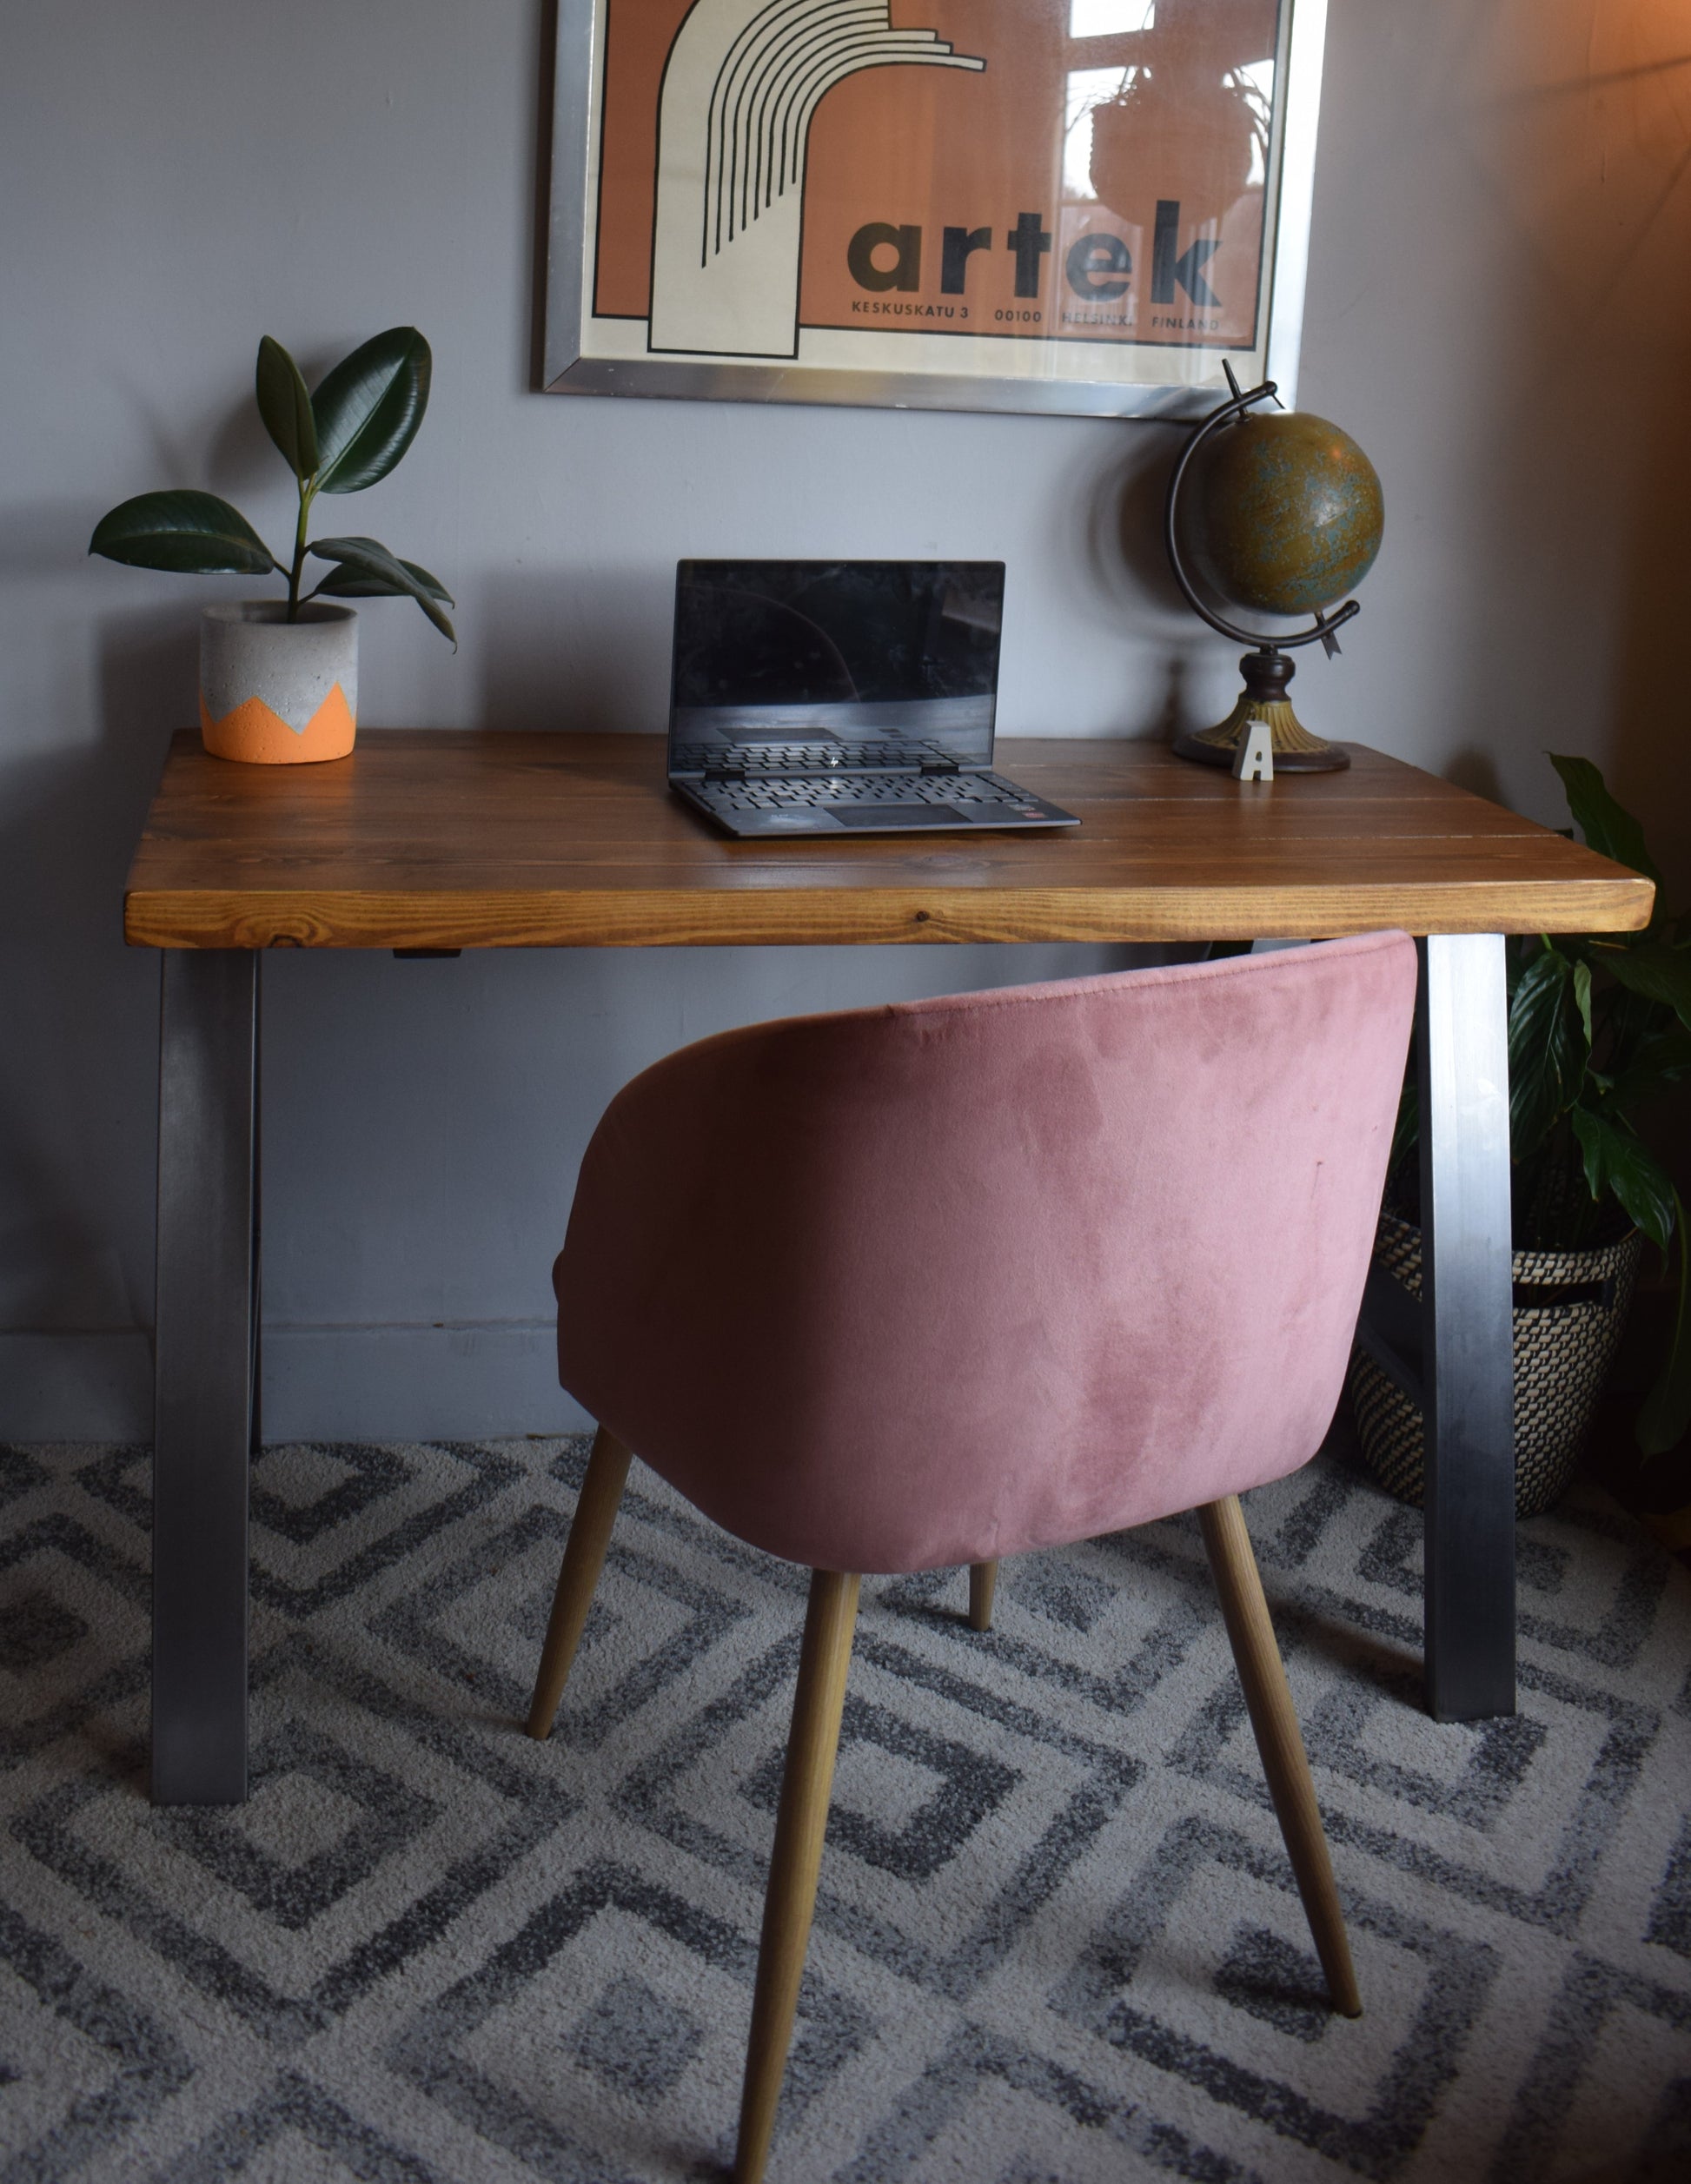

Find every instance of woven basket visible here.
[1349,1210,1642,1519]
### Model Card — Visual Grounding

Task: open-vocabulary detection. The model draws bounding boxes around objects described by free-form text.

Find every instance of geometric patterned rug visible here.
[3,1433,1688,2183]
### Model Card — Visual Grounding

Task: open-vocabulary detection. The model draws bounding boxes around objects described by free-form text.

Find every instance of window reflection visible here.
[1064,68,1124,201]
[1069,1,1157,37]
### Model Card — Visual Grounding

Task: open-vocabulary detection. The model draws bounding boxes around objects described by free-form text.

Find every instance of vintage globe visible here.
[1177,409,1384,619]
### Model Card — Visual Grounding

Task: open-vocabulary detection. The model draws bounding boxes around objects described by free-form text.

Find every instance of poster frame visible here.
[541,0,1329,419]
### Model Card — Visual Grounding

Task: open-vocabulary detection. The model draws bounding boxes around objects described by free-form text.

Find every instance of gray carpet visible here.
[2,1433,1688,2183]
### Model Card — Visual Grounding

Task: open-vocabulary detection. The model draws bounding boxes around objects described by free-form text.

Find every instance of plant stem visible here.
[287,477,315,621]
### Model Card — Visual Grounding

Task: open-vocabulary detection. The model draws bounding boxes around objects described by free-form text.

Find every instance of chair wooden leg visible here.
[968,1559,998,1631]
[733,1569,861,2184]
[1197,1495,1363,2018]
[525,1426,633,1740]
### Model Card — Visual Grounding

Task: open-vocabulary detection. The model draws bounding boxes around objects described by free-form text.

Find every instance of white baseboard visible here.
[0,1325,593,1444]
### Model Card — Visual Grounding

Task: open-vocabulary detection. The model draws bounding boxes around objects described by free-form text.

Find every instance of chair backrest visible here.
[556,933,1416,1573]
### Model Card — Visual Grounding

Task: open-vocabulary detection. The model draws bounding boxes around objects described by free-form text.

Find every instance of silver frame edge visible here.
[542,0,1328,420]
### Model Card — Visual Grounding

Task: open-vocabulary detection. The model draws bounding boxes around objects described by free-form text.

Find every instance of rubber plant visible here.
[88,328,454,643]
[1392,755,1691,1463]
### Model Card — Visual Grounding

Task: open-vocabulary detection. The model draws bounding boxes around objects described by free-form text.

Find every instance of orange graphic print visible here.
[594,0,1280,354]
[200,684,356,764]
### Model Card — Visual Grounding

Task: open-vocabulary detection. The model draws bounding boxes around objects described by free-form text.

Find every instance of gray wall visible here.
[5,1,1688,1440]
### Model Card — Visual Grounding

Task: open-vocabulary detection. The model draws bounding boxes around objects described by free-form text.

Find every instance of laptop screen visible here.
[669,560,1005,769]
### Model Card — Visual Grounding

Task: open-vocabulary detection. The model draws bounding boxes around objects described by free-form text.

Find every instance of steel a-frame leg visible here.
[152,950,258,1803]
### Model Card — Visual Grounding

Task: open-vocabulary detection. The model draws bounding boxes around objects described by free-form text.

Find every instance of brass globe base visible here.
[1171,650,1350,773]
[1172,699,1350,773]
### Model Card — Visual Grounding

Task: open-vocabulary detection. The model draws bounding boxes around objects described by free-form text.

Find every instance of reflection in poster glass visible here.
[544,0,1329,417]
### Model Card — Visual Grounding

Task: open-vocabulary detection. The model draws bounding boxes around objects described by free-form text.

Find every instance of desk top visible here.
[124,731,1654,950]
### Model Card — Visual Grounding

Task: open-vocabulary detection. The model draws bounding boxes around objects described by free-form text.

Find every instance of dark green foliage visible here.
[1513,770,1691,1454]
[255,336,318,482]
[1396,757,1691,1459]
[90,330,449,639]
[1508,945,1585,1162]
[88,491,275,575]
[308,536,455,645]
[308,328,431,495]
[1568,1108,1674,1252]
[1548,754,1662,890]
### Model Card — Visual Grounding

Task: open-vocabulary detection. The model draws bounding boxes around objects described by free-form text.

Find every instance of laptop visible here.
[666,559,1079,838]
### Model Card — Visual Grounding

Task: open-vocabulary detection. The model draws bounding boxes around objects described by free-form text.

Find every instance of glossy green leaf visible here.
[1548,752,1663,888]
[1509,946,1584,1158]
[307,535,454,643]
[1638,1195,1691,1455]
[1597,940,1691,1030]
[310,553,452,604]
[89,490,276,574]
[255,336,318,481]
[310,328,431,495]
[1569,1107,1674,1249]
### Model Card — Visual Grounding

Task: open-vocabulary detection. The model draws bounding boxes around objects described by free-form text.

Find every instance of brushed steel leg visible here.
[1418,935,1515,1721]
[152,950,258,1805]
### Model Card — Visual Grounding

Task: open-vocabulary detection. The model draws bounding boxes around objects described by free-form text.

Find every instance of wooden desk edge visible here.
[125,877,1655,951]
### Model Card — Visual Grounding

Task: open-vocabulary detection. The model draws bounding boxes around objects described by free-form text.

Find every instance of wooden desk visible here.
[127,731,1652,1803]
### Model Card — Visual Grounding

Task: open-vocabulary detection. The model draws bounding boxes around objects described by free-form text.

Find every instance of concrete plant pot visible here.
[200,601,358,764]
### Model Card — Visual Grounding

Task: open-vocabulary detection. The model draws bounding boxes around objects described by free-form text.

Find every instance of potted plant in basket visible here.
[90,328,454,764]
[1351,755,1691,1516]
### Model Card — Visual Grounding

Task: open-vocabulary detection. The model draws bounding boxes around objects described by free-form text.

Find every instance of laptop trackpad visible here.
[831,804,967,828]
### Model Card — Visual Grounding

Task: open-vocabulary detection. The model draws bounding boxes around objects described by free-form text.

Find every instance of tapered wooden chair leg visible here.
[968,1559,998,1631]
[1197,1495,1363,2018]
[733,1569,861,2184]
[526,1426,633,1740]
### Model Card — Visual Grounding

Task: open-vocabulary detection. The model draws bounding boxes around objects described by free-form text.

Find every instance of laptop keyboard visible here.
[673,740,950,776]
[695,771,1031,817]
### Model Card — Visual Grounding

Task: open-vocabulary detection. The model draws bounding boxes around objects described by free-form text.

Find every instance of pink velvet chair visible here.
[527,931,1416,2184]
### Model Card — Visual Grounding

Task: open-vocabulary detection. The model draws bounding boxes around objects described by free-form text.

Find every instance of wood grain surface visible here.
[124,731,1655,949]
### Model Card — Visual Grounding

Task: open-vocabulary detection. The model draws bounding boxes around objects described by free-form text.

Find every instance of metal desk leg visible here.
[153,951,258,1803]
[1417,935,1515,1721]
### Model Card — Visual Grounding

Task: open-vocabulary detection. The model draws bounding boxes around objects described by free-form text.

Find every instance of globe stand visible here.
[1171,646,1349,773]
[1164,371,1368,777]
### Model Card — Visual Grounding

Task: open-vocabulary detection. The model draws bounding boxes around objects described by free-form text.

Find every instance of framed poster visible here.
[544,0,1328,418]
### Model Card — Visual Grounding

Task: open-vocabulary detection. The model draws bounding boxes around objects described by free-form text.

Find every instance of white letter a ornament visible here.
[1232,718,1275,782]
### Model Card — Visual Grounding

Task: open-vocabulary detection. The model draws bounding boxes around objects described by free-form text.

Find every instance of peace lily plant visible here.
[90,327,454,639]
[1394,756,1691,1466]
[1515,759,1691,1463]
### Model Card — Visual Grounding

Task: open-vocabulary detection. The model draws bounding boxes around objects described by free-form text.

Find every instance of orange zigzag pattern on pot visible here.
[199,684,356,764]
